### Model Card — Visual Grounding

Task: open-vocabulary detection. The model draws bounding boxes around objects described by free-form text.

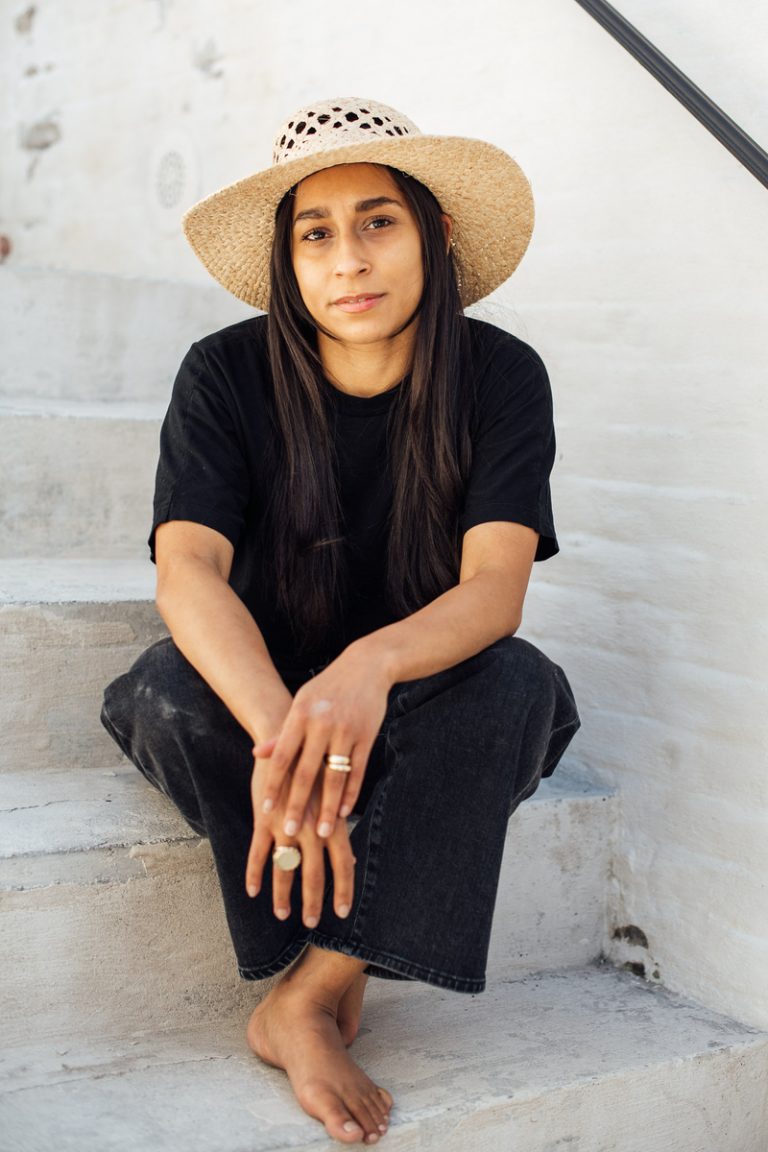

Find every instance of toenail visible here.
[378,1123,388,1132]
[343,1121,362,1133]
[365,1136,379,1145]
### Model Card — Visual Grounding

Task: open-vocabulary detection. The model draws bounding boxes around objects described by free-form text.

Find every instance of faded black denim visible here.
[100,635,580,994]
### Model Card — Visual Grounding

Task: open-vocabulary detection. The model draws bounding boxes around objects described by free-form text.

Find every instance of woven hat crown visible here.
[271,98,420,165]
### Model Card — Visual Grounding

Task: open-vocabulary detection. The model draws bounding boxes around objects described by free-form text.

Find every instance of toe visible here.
[339,1118,365,1143]
[299,1088,365,1144]
[377,1085,394,1113]
[363,1088,388,1128]
[328,1108,366,1144]
[343,1093,383,1143]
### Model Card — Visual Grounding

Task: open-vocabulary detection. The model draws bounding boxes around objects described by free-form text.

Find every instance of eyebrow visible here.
[293,196,404,224]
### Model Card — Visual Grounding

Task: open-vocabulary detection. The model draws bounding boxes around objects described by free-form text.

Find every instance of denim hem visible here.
[237,933,310,981]
[305,932,486,994]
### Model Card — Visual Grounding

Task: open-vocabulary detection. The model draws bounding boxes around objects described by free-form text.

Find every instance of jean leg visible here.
[100,637,309,977]
[306,636,581,992]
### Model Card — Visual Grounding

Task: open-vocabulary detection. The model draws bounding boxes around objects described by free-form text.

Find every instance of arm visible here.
[154,519,293,744]
[350,519,539,685]
[256,520,539,835]
[155,519,356,927]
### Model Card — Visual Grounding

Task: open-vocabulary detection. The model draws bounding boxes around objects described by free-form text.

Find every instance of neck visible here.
[317,328,416,398]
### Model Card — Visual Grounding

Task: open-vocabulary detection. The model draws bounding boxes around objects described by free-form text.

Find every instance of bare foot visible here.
[337,972,369,1047]
[248,975,392,1144]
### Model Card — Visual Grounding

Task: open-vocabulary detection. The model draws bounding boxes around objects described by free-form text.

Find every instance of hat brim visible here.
[182,135,534,311]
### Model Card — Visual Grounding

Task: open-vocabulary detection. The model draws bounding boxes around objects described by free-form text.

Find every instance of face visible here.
[290,163,426,350]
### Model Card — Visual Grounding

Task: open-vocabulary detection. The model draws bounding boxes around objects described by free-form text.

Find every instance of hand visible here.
[245,755,356,928]
[252,642,392,843]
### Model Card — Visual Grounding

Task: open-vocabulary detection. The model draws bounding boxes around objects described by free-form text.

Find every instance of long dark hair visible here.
[262,165,476,655]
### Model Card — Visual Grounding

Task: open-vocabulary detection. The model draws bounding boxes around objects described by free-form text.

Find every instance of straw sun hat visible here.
[182,96,534,312]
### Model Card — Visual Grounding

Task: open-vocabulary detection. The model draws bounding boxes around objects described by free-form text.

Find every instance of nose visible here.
[333,228,370,278]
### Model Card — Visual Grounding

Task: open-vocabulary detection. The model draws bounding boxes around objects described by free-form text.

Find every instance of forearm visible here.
[349,570,521,687]
[156,557,293,744]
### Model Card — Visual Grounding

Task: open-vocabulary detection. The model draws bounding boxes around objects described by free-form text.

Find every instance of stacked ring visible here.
[325,754,352,774]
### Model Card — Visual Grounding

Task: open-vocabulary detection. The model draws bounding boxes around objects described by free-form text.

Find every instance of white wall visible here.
[2,0,767,1027]
[617,0,768,147]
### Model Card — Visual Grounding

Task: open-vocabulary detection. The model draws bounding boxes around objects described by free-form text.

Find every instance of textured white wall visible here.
[2,0,767,1026]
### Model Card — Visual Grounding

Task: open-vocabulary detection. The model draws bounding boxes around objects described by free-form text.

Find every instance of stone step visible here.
[1,963,765,1151]
[0,559,164,772]
[0,402,161,558]
[0,762,615,1044]
[0,265,251,403]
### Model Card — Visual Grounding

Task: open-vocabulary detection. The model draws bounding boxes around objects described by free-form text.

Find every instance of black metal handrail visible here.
[574,0,768,190]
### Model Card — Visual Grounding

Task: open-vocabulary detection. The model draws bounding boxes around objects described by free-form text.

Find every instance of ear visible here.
[441,213,453,253]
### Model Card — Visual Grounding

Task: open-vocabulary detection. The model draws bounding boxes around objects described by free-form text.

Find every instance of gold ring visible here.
[272,845,302,871]
[325,754,352,774]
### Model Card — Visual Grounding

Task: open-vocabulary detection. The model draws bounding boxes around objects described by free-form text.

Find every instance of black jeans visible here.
[100,635,580,994]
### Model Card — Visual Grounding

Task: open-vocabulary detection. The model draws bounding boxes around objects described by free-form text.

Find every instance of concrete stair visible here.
[0,760,616,1044]
[0,401,161,557]
[1,560,165,772]
[2,268,767,1150]
[0,266,250,403]
[1,967,766,1151]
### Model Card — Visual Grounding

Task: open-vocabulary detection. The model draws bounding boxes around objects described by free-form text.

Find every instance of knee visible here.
[490,636,580,738]
[485,635,558,694]
[101,637,212,747]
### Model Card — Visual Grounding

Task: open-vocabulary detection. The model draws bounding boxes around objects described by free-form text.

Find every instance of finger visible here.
[326,825,356,919]
[281,724,334,836]
[245,821,274,898]
[299,833,326,929]
[316,737,357,837]
[252,736,277,759]
[271,849,297,921]
[335,738,374,819]
[259,714,305,817]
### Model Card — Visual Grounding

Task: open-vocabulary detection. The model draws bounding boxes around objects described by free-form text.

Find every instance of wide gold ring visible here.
[272,844,302,871]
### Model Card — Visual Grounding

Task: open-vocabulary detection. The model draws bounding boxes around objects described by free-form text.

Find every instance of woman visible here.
[101,97,581,1146]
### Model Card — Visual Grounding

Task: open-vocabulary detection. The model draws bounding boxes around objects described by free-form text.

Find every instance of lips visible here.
[332,293,384,313]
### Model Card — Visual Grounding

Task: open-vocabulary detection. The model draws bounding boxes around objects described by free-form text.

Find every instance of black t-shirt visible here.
[150,315,558,674]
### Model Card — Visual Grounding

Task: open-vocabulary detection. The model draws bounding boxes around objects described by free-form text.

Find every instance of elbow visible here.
[154,556,187,626]
[154,571,173,627]
[508,610,523,638]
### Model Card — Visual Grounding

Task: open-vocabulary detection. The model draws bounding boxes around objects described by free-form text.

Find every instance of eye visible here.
[365,216,394,231]
[301,227,330,242]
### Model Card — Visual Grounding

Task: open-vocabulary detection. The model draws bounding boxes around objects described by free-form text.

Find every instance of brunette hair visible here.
[262,165,475,655]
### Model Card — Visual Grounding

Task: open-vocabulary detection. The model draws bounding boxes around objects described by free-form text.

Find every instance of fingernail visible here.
[337,903,350,918]
[247,884,258,898]
[318,821,332,838]
[275,907,290,920]
[284,819,298,836]
[262,799,273,813]
[340,804,352,817]
[343,1121,362,1134]
[304,915,319,928]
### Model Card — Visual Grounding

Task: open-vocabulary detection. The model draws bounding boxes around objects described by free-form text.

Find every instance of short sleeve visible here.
[149,343,251,562]
[459,344,558,561]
